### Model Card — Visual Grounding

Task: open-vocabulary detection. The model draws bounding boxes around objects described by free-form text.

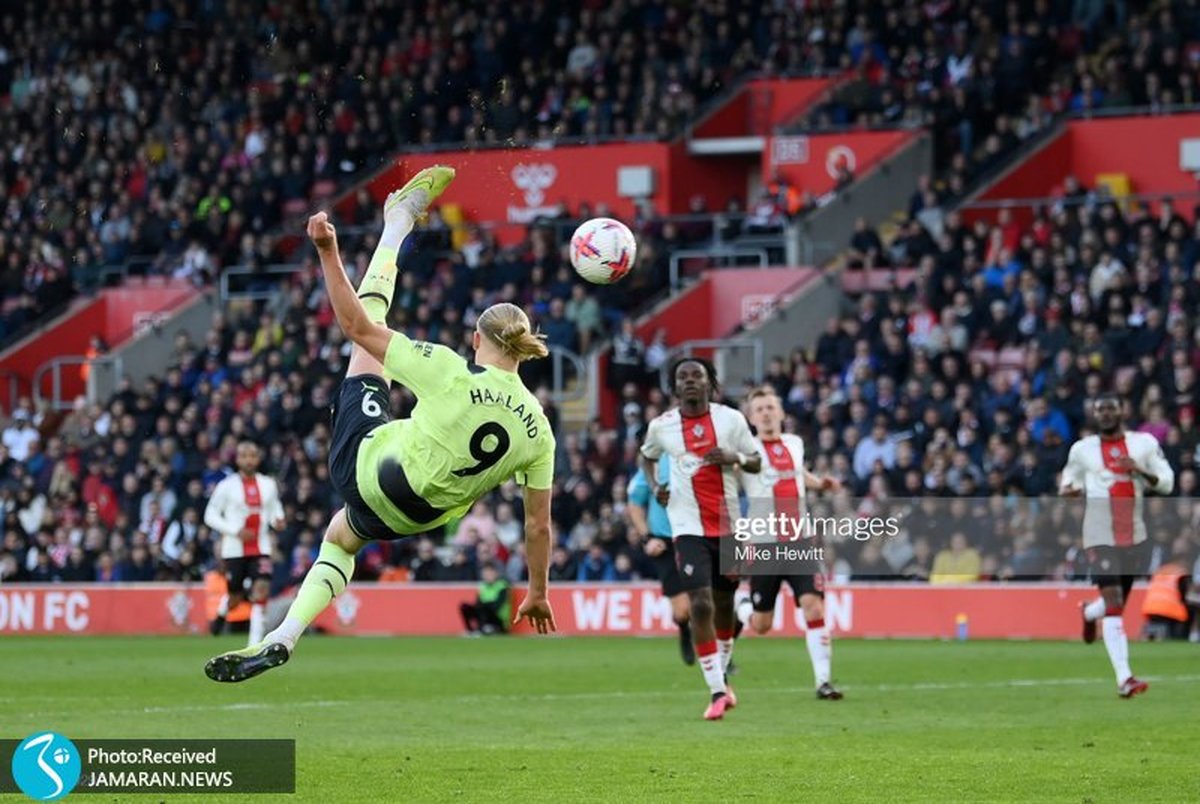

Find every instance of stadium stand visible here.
[2,0,1199,590]
[10,0,1198,344]
[5,182,1200,586]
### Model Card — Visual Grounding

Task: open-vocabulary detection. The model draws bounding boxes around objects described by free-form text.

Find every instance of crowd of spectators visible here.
[797,0,1200,202]
[6,179,1200,588]
[9,0,1196,346]
[797,180,1200,579]
[0,0,796,347]
[0,186,694,589]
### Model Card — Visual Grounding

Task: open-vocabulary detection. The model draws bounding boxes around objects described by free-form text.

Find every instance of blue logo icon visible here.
[11,732,81,801]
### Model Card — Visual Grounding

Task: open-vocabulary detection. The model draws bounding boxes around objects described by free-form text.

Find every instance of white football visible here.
[569,217,637,285]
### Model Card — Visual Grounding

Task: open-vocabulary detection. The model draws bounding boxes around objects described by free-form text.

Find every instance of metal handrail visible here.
[219,264,308,302]
[547,345,587,404]
[657,338,764,396]
[669,247,772,291]
[33,355,124,411]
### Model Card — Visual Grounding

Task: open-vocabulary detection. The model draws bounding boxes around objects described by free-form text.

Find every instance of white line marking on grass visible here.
[117,674,1200,714]
[140,700,343,714]
[863,674,1200,692]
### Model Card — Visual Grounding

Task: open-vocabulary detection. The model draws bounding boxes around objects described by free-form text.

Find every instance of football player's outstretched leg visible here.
[206,167,559,682]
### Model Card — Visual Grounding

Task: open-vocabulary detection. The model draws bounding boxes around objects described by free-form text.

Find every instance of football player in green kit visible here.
[206,167,557,683]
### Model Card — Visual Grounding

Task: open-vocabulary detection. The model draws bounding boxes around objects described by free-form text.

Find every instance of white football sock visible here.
[265,615,305,653]
[1083,597,1105,622]
[806,621,832,686]
[380,217,413,250]
[216,594,229,618]
[697,644,727,695]
[717,637,735,673]
[1102,616,1132,684]
[249,603,265,646]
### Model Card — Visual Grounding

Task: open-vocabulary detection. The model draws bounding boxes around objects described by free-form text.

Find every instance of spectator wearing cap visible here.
[617,402,646,446]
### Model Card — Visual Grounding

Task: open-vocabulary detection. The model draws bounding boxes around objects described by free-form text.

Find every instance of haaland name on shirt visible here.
[468,387,540,438]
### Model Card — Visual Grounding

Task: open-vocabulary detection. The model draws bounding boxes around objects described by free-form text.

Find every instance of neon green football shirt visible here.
[355,333,556,536]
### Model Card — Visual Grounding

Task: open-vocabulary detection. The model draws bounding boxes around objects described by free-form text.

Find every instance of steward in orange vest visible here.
[1141,562,1191,639]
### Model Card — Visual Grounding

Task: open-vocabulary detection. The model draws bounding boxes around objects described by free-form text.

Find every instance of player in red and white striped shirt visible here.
[736,387,844,700]
[640,358,761,721]
[1060,393,1174,698]
[204,441,286,646]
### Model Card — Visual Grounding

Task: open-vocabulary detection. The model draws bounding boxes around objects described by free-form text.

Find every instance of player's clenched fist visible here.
[307,211,338,253]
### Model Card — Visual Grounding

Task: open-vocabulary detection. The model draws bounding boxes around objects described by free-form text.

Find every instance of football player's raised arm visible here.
[307,212,392,363]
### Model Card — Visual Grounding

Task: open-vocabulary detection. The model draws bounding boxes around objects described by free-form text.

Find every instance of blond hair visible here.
[477,303,549,362]
[746,385,779,403]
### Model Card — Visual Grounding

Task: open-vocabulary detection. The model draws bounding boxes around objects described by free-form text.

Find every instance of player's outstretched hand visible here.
[822,476,842,493]
[307,211,338,254]
[514,593,557,635]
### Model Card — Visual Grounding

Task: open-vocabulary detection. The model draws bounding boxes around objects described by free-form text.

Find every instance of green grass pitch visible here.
[2,636,1197,802]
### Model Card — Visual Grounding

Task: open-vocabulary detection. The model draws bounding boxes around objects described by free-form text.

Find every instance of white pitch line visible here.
[32,673,1190,716]
[140,700,344,714]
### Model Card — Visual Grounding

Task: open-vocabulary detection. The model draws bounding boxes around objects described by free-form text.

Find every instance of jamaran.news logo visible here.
[10,732,81,801]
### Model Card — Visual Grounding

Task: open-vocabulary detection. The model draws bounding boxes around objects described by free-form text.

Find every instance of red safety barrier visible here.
[0,583,1149,639]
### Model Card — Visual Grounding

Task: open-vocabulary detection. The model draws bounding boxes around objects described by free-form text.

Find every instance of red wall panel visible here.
[0,583,1149,640]
[763,130,915,197]
[969,113,1200,226]
[668,149,752,212]
[365,144,675,245]
[692,91,751,139]
[692,78,837,139]
[0,285,198,409]
[1068,114,1200,200]
[752,78,837,132]
[973,129,1071,206]
[0,299,105,407]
